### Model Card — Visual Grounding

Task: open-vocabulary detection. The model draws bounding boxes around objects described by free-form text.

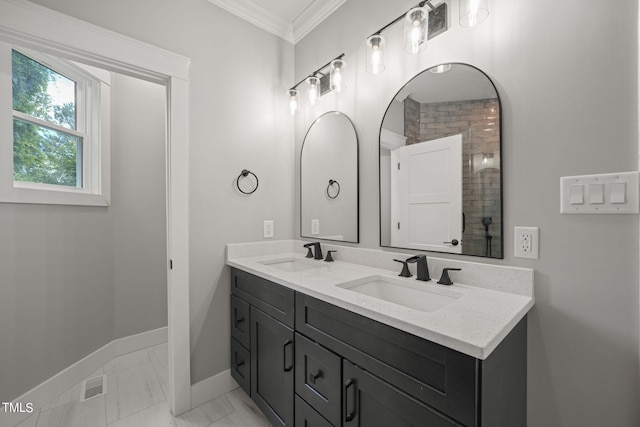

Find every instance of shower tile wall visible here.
[404,97,502,257]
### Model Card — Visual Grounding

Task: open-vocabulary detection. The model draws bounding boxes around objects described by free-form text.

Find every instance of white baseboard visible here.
[1,326,168,427]
[190,370,239,410]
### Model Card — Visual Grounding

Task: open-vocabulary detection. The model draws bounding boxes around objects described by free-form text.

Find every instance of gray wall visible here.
[295,0,639,425]
[27,0,295,384]
[111,74,167,339]
[0,67,168,400]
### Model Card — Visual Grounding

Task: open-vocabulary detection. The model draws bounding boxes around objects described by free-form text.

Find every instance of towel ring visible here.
[236,169,259,194]
[326,179,340,199]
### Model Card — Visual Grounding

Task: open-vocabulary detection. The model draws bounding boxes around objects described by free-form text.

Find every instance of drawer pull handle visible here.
[234,353,245,369]
[283,340,293,372]
[234,316,245,327]
[308,370,323,385]
[344,378,357,422]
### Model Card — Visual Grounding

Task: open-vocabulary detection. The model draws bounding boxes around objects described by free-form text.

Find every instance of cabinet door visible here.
[342,360,462,427]
[251,306,294,427]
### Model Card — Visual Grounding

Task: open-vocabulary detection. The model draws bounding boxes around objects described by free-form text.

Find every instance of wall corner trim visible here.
[190,370,239,410]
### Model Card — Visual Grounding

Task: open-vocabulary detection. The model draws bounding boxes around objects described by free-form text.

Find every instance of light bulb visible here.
[330,59,346,92]
[366,35,385,74]
[288,89,298,115]
[404,7,427,54]
[307,76,319,106]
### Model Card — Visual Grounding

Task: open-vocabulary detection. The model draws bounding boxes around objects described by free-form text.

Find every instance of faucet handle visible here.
[393,259,412,278]
[303,243,314,258]
[324,250,337,262]
[437,268,461,286]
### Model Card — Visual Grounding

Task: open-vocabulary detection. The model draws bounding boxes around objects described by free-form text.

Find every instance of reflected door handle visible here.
[443,239,459,246]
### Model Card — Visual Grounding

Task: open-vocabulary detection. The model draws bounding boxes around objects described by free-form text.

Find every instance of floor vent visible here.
[80,375,107,402]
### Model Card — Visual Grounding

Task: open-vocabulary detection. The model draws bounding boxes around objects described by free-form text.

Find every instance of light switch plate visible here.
[560,171,639,214]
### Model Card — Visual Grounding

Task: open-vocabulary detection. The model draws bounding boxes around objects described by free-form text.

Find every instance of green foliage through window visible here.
[12,49,81,187]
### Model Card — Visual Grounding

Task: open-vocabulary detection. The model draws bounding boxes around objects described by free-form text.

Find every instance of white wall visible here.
[27,0,295,384]
[295,0,639,425]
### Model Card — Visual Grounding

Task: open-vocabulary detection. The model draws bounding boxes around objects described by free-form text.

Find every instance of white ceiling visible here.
[207,0,348,44]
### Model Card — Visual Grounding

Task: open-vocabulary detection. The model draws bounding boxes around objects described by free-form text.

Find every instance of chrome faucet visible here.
[406,255,431,281]
[303,242,323,260]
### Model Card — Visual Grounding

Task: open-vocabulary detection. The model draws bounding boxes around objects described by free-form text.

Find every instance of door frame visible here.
[0,0,192,415]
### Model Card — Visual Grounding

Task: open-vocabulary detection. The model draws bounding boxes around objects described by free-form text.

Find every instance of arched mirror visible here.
[379,63,502,258]
[301,111,359,242]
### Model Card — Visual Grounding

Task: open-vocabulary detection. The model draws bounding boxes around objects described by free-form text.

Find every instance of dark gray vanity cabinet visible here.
[230,268,527,427]
[230,268,295,427]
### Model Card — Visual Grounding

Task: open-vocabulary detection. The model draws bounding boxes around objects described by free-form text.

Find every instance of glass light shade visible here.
[404,7,428,54]
[330,58,346,93]
[306,76,320,105]
[429,64,452,74]
[288,89,298,115]
[459,0,489,28]
[366,35,385,74]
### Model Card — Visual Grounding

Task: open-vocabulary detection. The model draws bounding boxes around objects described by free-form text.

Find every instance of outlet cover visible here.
[514,226,539,259]
[263,220,274,238]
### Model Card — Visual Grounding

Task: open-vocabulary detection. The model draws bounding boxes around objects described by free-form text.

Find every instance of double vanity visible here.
[226,240,534,427]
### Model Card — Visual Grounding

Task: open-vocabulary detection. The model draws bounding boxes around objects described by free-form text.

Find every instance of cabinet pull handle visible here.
[344,378,357,422]
[283,340,293,372]
[234,353,244,369]
[234,315,245,327]
[308,370,323,385]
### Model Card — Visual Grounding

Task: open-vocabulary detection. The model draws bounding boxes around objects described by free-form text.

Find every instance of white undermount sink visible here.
[258,257,324,273]
[337,275,463,313]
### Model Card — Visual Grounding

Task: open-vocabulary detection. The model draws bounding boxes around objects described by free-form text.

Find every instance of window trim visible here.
[0,42,111,206]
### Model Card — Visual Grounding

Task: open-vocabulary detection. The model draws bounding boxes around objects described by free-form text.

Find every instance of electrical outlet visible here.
[263,220,274,238]
[514,226,539,259]
[311,219,320,235]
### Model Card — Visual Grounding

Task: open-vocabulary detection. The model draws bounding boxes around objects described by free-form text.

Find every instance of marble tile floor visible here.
[16,344,271,427]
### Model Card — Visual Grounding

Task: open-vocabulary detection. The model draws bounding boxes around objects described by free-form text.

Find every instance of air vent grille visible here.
[80,375,106,402]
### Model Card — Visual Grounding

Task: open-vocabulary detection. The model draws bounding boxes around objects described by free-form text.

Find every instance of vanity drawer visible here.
[230,337,250,395]
[231,267,295,327]
[295,333,341,426]
[295,395,333,427]
[231,295,250,348]
[295,293,476,426]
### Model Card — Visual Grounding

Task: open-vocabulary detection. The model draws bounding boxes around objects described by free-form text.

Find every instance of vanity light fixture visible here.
[307,75,320,105]
[459,0,489,28]
[330,58,346,93]
[288,88,298,116]
[365,1,489,74]
[404,7,429,54]
[286,53,345,114]
[366,34,385,74]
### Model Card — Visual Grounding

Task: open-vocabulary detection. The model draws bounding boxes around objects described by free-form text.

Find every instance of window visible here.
[0,44,111,206]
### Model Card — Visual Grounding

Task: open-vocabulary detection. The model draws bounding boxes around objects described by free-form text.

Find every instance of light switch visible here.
[560,172,639,214]
[610,182,626,204]
[569,185,584,204]
[589,183,604,204]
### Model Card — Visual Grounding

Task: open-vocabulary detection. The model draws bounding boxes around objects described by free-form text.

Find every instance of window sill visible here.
[0,184,110,206]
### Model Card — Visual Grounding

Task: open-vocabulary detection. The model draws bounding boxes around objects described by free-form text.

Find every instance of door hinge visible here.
[169,259,173,270]
[397,222,401,230]
[397,162,401,170]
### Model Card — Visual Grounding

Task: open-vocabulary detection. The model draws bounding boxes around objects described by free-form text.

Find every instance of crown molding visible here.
[291,0,346,44]
[208,0,347,45]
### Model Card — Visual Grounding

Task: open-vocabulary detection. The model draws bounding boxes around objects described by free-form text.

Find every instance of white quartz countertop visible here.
[226,241,534,360]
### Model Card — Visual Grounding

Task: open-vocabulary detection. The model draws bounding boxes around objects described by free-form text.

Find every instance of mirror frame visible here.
[300,111,360,243]
[378,63,504,258]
